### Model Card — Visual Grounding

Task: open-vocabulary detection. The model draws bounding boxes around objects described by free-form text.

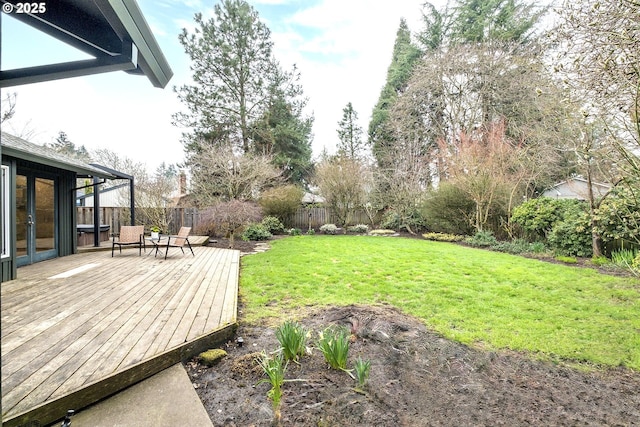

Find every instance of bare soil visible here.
[185,305,640,427]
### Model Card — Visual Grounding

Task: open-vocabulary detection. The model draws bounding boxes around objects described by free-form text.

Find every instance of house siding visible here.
[1,159,17,283]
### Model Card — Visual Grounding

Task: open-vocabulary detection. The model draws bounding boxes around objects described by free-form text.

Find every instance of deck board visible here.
[1,245,239,427]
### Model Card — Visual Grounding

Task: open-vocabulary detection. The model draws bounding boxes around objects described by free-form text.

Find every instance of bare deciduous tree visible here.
[553,0,640,180]
[443,121,528,233]
[189,145,282,205]
[315,156,371,227]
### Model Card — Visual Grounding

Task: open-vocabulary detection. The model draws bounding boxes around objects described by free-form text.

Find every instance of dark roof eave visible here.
[1,132,117,179]
[108,0,173,88]
[0,0,173,89]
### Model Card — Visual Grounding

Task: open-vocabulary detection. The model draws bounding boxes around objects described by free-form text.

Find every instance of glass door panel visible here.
[16,175,28,258]
[16,173,57,266]
[35,177,55,253]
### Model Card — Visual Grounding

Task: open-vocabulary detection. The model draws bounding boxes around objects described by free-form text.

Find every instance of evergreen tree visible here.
[174,0,274,154]
[336,102,364,160]
[46,131,91,162]
[251,65,314,185]
[450,0,543,45]
[368,19,422,167]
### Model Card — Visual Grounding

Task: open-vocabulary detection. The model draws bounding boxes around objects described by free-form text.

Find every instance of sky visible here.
[1,0,434,172]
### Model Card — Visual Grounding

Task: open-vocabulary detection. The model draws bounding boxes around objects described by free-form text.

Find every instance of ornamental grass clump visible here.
[317,326,351,373]
[275,321,308,362]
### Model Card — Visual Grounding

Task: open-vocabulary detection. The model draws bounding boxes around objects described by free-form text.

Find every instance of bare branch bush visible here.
[188,144,282,205]
[315,157,371,227]
[195,200,263,248]
[442,121,528,234]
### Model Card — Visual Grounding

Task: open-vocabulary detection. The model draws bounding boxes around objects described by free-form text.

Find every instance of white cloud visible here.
[268,0,429,154]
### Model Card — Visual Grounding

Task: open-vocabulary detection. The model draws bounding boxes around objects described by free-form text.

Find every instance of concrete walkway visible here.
[64,364,213,427]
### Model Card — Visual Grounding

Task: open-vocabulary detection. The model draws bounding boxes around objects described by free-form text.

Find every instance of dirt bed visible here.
[185,305,640,427]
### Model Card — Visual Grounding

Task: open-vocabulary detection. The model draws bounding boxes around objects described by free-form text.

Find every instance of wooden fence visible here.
[76,206,371,235]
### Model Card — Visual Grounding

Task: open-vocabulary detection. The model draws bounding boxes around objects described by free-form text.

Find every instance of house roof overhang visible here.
[1,132,116,179]
[0,0,173,88]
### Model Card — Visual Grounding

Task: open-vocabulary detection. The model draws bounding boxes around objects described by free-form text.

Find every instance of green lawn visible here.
[239,235,640,370]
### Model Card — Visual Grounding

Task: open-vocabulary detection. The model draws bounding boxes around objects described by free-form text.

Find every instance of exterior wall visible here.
[1,158,16,283]
[542,179,610,200]
[1,156,79,282]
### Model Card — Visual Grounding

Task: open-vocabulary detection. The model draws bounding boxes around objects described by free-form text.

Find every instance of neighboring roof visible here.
[542,177,611,200]
[0,0,173,88]
[302,192,326,204]
[1,132,116,179]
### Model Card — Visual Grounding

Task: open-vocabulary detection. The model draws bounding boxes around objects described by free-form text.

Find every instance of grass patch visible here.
[240,235,640,370]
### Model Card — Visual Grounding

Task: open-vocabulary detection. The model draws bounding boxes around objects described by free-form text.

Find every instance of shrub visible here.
[195,200,262,247]
[422,232,465,242]
[555,255,577,264]
[259,185,304,227]
[595,179,640,246]
[591,256,610,266]
[369,229,396,236]
[288,228,302,236]
[547,208,592,257]
[490,239,547,255]
[261,216,285,234]
[422,183,475,235]
[380,208,427,233]
[320,224,339,235]
[511,197,570,241]
[465,230,498,247]
[306,228,315,235]
[347,224,369,234]
[241,223,272,241]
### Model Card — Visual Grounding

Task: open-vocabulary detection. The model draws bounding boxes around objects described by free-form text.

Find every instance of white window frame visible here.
[1,165,9,259]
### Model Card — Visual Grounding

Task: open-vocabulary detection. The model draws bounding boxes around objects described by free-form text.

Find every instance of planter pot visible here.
[151,231,160,240]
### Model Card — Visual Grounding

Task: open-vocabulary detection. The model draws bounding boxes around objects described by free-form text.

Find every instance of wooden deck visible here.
[1,245,240,427]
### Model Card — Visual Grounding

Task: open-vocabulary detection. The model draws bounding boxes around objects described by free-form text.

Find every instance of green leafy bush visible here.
[555,255,577,264]
[261,216,285,234]
[422,232,465,242]
[422,183,476,235]
[288,228,302,236]
[241,223,272,241]
[259,185,304,227]
[369,229,396,236]
[380,208,427,233]
[465,230,498,247]
[491,239,547,255]
[511,197,571,241]
[595,180,640,245]
[320,224,339,235]
[347,224,369,234]
[548,208,592,257]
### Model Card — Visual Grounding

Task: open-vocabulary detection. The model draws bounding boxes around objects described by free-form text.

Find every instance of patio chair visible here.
[154,226,195,260]
[111,225,145,257]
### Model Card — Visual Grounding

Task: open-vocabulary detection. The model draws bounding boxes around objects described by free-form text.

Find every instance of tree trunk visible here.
[586,164,603,258]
